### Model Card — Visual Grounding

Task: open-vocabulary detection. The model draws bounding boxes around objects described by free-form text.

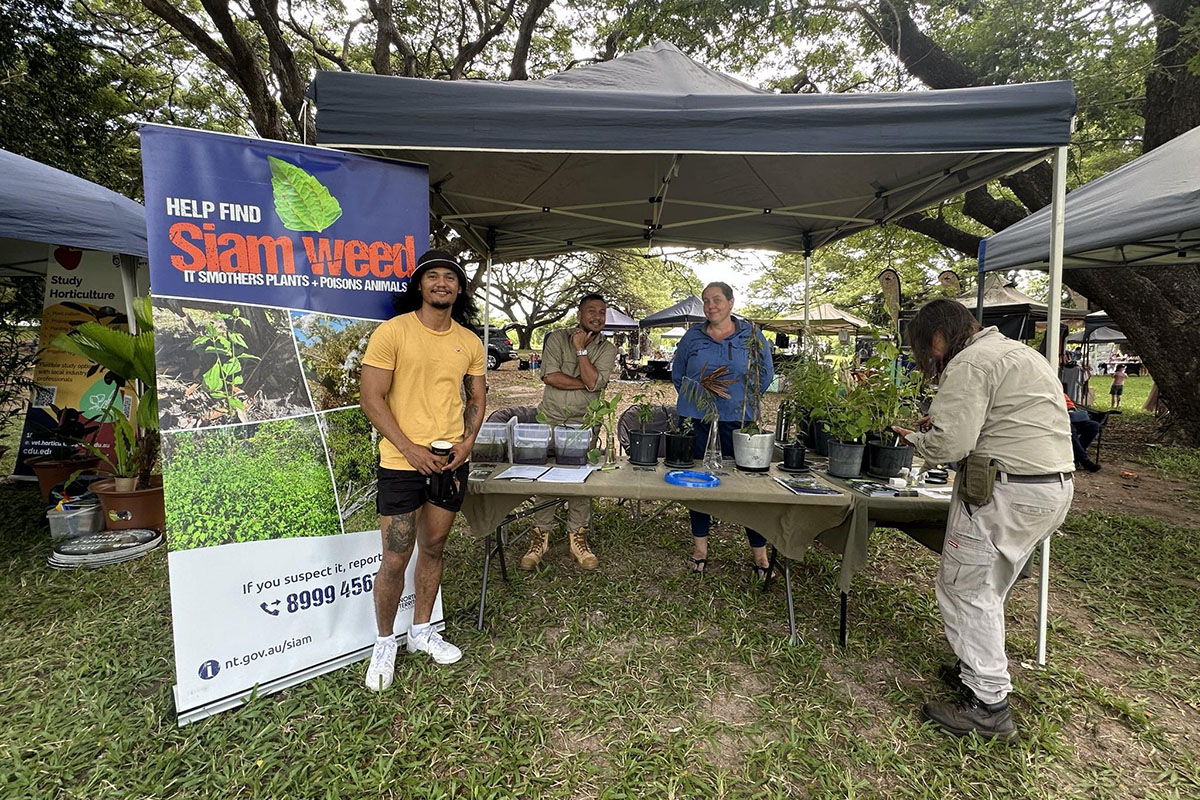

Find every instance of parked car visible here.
[473,328,517,370]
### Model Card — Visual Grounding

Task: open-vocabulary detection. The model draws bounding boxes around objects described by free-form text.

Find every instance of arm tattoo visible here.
[384,513,416,554]
[463,376,480,432]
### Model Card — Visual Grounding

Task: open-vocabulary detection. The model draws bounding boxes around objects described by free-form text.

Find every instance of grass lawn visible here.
[1086,374,1154,416]
[2,436,1199,798]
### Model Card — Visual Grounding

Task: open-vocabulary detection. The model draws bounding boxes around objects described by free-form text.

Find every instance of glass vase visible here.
[605,428,617,465]
[702,421,724,472]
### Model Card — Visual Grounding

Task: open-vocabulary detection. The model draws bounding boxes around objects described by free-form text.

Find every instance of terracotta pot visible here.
[89,475,165,531]
[30,456,102,502]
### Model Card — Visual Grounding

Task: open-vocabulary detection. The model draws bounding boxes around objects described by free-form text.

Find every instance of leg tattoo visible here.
[385,512,416,555]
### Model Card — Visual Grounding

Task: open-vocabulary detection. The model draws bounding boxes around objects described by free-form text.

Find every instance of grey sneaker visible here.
[364,638,398,692]
[406,627,463,665]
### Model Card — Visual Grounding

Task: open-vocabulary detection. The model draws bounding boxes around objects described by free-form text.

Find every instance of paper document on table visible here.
[492,465,550,480]
[917,486,954,499]
[537,466,597,483]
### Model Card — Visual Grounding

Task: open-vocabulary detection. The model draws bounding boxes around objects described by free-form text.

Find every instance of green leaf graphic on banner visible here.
[267,156,343,231]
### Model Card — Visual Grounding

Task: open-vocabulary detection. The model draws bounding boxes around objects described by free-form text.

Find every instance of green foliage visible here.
[267,156,343,232]
[858,340,925,443]
[739,323,768,435]
[293,314,375,410]
[320,408,379,532]
[163,417,340,550]
[0,280,38,443]
[631,393,655,431]
[582,391,622,463]
[192,307,260,414]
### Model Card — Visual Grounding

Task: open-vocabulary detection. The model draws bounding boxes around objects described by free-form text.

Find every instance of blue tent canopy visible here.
[0,148,147,276]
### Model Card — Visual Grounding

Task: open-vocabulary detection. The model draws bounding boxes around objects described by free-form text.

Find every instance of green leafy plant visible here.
[739,323,768,436]
[668,415,693,436]
[631,393,655,432]
[193,308,260,415]
[782,344,839,442]
[51,296,160,486]
[268,156,343,232]
[859,340,924,445]
[582,391,622,464]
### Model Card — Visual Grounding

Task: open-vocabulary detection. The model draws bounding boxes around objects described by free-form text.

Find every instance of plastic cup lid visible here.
[430,439,454,453]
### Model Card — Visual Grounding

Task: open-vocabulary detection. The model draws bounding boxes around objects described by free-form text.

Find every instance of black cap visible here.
[411,249,467,288]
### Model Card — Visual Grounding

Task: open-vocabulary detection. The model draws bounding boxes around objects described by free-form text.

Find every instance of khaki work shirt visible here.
[907,327,1074,475]
[537,329,616,425]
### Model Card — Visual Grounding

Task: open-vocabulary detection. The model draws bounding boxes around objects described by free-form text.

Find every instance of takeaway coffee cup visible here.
[427,440,458,503]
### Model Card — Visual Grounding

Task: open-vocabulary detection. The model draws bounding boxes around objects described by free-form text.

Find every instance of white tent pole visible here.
[1038,144,1068,666]
[484,251,492,368]
[119,254,138,335]
[803,236,813,337]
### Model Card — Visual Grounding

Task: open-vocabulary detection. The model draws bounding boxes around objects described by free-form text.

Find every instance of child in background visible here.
[1110,364,1127,408]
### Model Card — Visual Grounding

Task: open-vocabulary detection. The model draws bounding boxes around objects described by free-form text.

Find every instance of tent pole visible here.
[975,269,985,324]
[802,235,813,338]
[119,254,138,335]
[1038,144,1069,667]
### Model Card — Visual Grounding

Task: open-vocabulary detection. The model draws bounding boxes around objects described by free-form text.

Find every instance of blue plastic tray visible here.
[664,470,721,488]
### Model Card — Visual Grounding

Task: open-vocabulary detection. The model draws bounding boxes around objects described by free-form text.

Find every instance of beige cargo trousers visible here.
[937,474,1073,704]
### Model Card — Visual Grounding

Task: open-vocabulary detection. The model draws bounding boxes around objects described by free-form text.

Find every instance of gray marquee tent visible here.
[0,147,147,278]
[310,40,1077,661]
[639,295,705,329]
[603,307,639,331]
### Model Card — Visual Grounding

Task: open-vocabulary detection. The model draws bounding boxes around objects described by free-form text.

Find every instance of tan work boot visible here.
[519,527,550,570]
[568,527,599,569]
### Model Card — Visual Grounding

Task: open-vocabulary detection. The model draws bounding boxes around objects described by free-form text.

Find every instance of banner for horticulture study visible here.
[141,125,431,724]
[14,248,138,477]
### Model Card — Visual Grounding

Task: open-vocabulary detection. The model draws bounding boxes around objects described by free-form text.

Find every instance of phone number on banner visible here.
[285,574,376,613]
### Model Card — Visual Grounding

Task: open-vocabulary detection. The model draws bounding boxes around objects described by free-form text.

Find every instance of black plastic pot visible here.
[827,440,865,478]
[808,419,831,456]
[866,441,912,478]
[627,430,663,466]
[782,443,807,470]
[664,433,695,468]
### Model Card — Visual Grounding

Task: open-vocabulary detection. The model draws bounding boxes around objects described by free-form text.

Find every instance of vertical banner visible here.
[140,125,430,724]
[14,248,131,476]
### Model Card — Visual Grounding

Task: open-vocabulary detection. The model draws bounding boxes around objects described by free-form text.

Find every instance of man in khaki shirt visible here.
[894,299,1074,741]
[520,294,616,571]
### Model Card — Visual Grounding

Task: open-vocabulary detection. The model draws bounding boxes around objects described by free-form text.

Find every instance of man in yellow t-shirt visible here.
[359,250,486,690]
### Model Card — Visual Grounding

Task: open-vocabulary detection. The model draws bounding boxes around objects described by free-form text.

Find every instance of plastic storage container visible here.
[554,425,592,465]
[470,422,509,463]
[46,501,104,541]
[510,422,552,465]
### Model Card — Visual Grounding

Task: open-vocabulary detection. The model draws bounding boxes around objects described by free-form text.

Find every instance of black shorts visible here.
[1111,385,1124,396]
[376,464,469,516]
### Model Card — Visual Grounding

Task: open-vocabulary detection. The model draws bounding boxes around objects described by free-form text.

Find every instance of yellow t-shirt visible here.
[361,313,486,471]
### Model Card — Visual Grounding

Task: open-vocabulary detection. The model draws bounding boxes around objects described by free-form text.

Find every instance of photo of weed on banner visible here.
[152,299,311,430]
[161,416,340,550]
[317,407,378,534]
[292,311,378,411]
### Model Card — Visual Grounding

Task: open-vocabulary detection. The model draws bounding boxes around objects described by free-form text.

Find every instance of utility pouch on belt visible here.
[959,453,999,506]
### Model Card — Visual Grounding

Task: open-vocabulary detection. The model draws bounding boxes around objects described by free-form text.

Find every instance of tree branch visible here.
[508,0,554,80]
[893,214,981,257]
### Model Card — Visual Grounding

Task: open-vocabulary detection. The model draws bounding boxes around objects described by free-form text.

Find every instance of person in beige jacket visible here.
[894,299,1074,741]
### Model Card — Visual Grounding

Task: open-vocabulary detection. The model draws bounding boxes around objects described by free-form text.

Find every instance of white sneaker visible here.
[406,627,463,665]
[364,638,398,692]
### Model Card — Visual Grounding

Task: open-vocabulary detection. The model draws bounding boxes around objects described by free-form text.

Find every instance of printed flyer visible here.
[141,125,431,724]
[14,248,136,476]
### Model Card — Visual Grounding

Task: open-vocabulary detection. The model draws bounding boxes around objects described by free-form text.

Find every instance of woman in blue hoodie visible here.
[672,282,774,576]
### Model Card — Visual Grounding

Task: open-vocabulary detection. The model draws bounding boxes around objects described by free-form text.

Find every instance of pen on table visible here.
[599,464,620,471]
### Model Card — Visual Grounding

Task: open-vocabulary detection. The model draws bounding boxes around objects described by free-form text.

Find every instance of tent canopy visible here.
[1067,325,1126,344]
[640,295,705,328]
[603,307,639,331]
[979,125,1200,272]
[755,303,872,334]
[957,274,1087,319]
[0,147,147,276]
[310,41,1075,262]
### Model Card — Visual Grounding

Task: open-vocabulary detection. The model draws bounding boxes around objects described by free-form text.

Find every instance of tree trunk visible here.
[515,326,533,350]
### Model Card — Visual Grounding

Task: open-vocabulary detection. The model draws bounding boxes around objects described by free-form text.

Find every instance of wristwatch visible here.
[576,349,589,357]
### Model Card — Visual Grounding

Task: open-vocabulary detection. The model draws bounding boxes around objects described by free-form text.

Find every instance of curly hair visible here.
[906,298,981,378]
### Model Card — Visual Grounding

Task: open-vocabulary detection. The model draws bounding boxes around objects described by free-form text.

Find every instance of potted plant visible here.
[52,297,165,529]
[626,394,661,466]
[823,367,873,478]
[28,405,104,501]
[681,365,732,471]
[731,324,775,471]
[782,345,837,457]
[664,415,695,468]
[582,391,623,465]
[860,341,922,478]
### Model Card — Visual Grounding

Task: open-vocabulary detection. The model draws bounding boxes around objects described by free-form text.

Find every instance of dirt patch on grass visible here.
[1069,458,1200,530]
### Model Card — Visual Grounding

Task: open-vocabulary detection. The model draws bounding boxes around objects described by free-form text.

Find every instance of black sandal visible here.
[690,557,708,575]
[751,563,777,581]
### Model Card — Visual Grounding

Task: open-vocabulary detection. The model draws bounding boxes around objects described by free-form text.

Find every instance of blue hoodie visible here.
[672,317,774,422]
